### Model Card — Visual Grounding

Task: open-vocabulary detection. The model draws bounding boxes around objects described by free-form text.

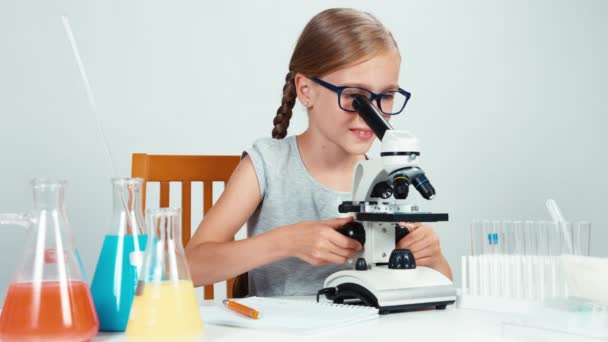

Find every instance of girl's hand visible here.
[282,216,362,266]
[396,223,452,279]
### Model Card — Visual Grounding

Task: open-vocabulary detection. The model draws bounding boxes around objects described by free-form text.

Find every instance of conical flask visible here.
[126,208,203,340]
[90,178,147,331]
[0,178,99,342]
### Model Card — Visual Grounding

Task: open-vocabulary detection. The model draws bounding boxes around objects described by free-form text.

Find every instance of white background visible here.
[0,0,606,303]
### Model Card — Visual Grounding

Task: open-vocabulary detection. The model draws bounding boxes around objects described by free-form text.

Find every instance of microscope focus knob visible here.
[355,258,368,271]
[336,221,366,246]
[388,249,416,270]
[395,224,409,243]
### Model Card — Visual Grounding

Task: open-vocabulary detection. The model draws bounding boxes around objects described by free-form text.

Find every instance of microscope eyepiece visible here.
[352,95,393,141]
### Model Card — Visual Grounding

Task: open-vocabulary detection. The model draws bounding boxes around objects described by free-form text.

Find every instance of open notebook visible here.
[201,297,379,335]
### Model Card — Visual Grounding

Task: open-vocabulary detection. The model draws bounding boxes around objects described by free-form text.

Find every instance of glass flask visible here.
[126,208,203,340]
[90,178,148,331]
[0,178,99,342]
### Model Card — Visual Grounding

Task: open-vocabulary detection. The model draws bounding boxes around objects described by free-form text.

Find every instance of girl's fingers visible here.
[407,234,439,254]
[398,226,426,248]
[412,244,440,260]
[324,216,354,228]
[328,230,362,250]
[325,251,348,264]
[329,243,359,258]
[415,257,438,268]
[399,222,421,231]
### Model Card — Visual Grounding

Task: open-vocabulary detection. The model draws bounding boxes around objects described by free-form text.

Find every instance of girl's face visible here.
[305,48,401,156]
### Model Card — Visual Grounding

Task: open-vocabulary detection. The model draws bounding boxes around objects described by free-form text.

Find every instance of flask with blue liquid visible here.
[90,178,148,331]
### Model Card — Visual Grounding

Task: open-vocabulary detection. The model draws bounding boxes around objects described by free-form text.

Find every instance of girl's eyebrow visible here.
[342,82,400,91]
[382,84,400,91]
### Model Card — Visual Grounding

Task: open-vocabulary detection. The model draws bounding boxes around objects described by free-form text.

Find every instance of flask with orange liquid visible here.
[126,208,203,340]
[0,178,99,342]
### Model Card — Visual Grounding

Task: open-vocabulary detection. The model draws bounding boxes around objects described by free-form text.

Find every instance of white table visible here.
[93,302,518,342]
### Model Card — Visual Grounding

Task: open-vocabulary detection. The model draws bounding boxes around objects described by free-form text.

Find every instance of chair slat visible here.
[181,181,192,247]
[204,285,214,300]
[203,181,213,215]
[160,182,170,208]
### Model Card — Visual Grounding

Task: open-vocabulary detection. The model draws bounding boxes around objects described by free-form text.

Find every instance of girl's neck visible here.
[296,129,366,192]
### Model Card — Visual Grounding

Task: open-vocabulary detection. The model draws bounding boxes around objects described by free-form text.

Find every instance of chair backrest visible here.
[132,153,241,299]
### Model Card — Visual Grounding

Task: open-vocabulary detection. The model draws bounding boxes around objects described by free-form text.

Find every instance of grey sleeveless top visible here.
[243,136,352,297]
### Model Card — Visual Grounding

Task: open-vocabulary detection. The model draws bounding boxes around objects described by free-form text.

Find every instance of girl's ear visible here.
[294,72,313,108]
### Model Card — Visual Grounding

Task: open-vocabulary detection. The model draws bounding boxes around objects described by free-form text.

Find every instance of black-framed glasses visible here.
[309,77,411,115]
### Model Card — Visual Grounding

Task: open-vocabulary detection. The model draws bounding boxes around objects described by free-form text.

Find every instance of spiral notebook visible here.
[201,297,379,335]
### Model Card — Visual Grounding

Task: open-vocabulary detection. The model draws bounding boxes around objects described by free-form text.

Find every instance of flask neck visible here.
[153,219,183,247]
[32,180,66,210]
[141,208,191,282]
[111,179,144,235]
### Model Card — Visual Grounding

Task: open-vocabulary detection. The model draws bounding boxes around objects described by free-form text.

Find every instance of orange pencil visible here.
[222,299,261,319]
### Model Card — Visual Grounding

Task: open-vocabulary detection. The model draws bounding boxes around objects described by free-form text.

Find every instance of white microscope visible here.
[317,97,456,314]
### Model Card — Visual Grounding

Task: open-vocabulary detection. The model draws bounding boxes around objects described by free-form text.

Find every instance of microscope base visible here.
[318,265,456,314]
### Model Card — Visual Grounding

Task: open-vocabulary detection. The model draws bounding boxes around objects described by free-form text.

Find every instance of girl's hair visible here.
[272,8,399,139]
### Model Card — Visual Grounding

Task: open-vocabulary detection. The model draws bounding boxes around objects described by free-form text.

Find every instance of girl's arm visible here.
[185,155,283,286]
[185,155,361,286]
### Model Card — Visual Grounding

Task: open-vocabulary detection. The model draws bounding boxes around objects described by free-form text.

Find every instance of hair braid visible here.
[271,70,297,139]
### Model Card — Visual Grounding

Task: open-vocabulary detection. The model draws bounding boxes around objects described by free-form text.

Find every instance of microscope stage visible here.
[356,212,449,222]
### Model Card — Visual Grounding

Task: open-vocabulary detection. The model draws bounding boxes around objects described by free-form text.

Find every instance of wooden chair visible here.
[132,153,247,299]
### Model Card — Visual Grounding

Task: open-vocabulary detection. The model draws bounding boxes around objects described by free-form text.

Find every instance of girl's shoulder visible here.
[244,136,295,162]
[243,136,298,198]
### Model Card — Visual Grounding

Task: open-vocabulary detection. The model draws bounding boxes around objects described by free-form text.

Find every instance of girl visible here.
[185,8,452,297]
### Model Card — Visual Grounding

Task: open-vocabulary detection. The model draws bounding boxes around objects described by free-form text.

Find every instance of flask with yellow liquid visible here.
[126,208,203,340]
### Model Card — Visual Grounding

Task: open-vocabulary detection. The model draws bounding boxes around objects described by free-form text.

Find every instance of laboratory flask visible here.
[90,178,147,331]
[125,208,203,340]
[0,178,99,342]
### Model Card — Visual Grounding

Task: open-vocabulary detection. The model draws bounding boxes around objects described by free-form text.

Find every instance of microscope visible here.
[316,97,456,314]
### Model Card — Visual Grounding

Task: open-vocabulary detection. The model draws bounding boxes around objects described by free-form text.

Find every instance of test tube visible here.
[470,220,482,255]
[546,221,560,256]
[541,220,551,300]
[546,222,560,299]
[461,256,468,295]
[534,221,547,300]
[573,221,591,256]
[490,254,500,297]
[524,220,538,256]
[558,221,573,254]
[501,221,514,298]
[513,255,523,299]
[502,221,515,255]
[482,220,492,255]
[535,221,549,256]
[499,254,510,298]
[524,255,535,300]
[512,221,526,299]
[513,221,525,255]
[480,255,490,296]
[538,255,547,300]
[492,220,502,254]
[469,255,479,296]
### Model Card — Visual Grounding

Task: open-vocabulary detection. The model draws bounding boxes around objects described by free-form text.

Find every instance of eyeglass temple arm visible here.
[352,96,393,141]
